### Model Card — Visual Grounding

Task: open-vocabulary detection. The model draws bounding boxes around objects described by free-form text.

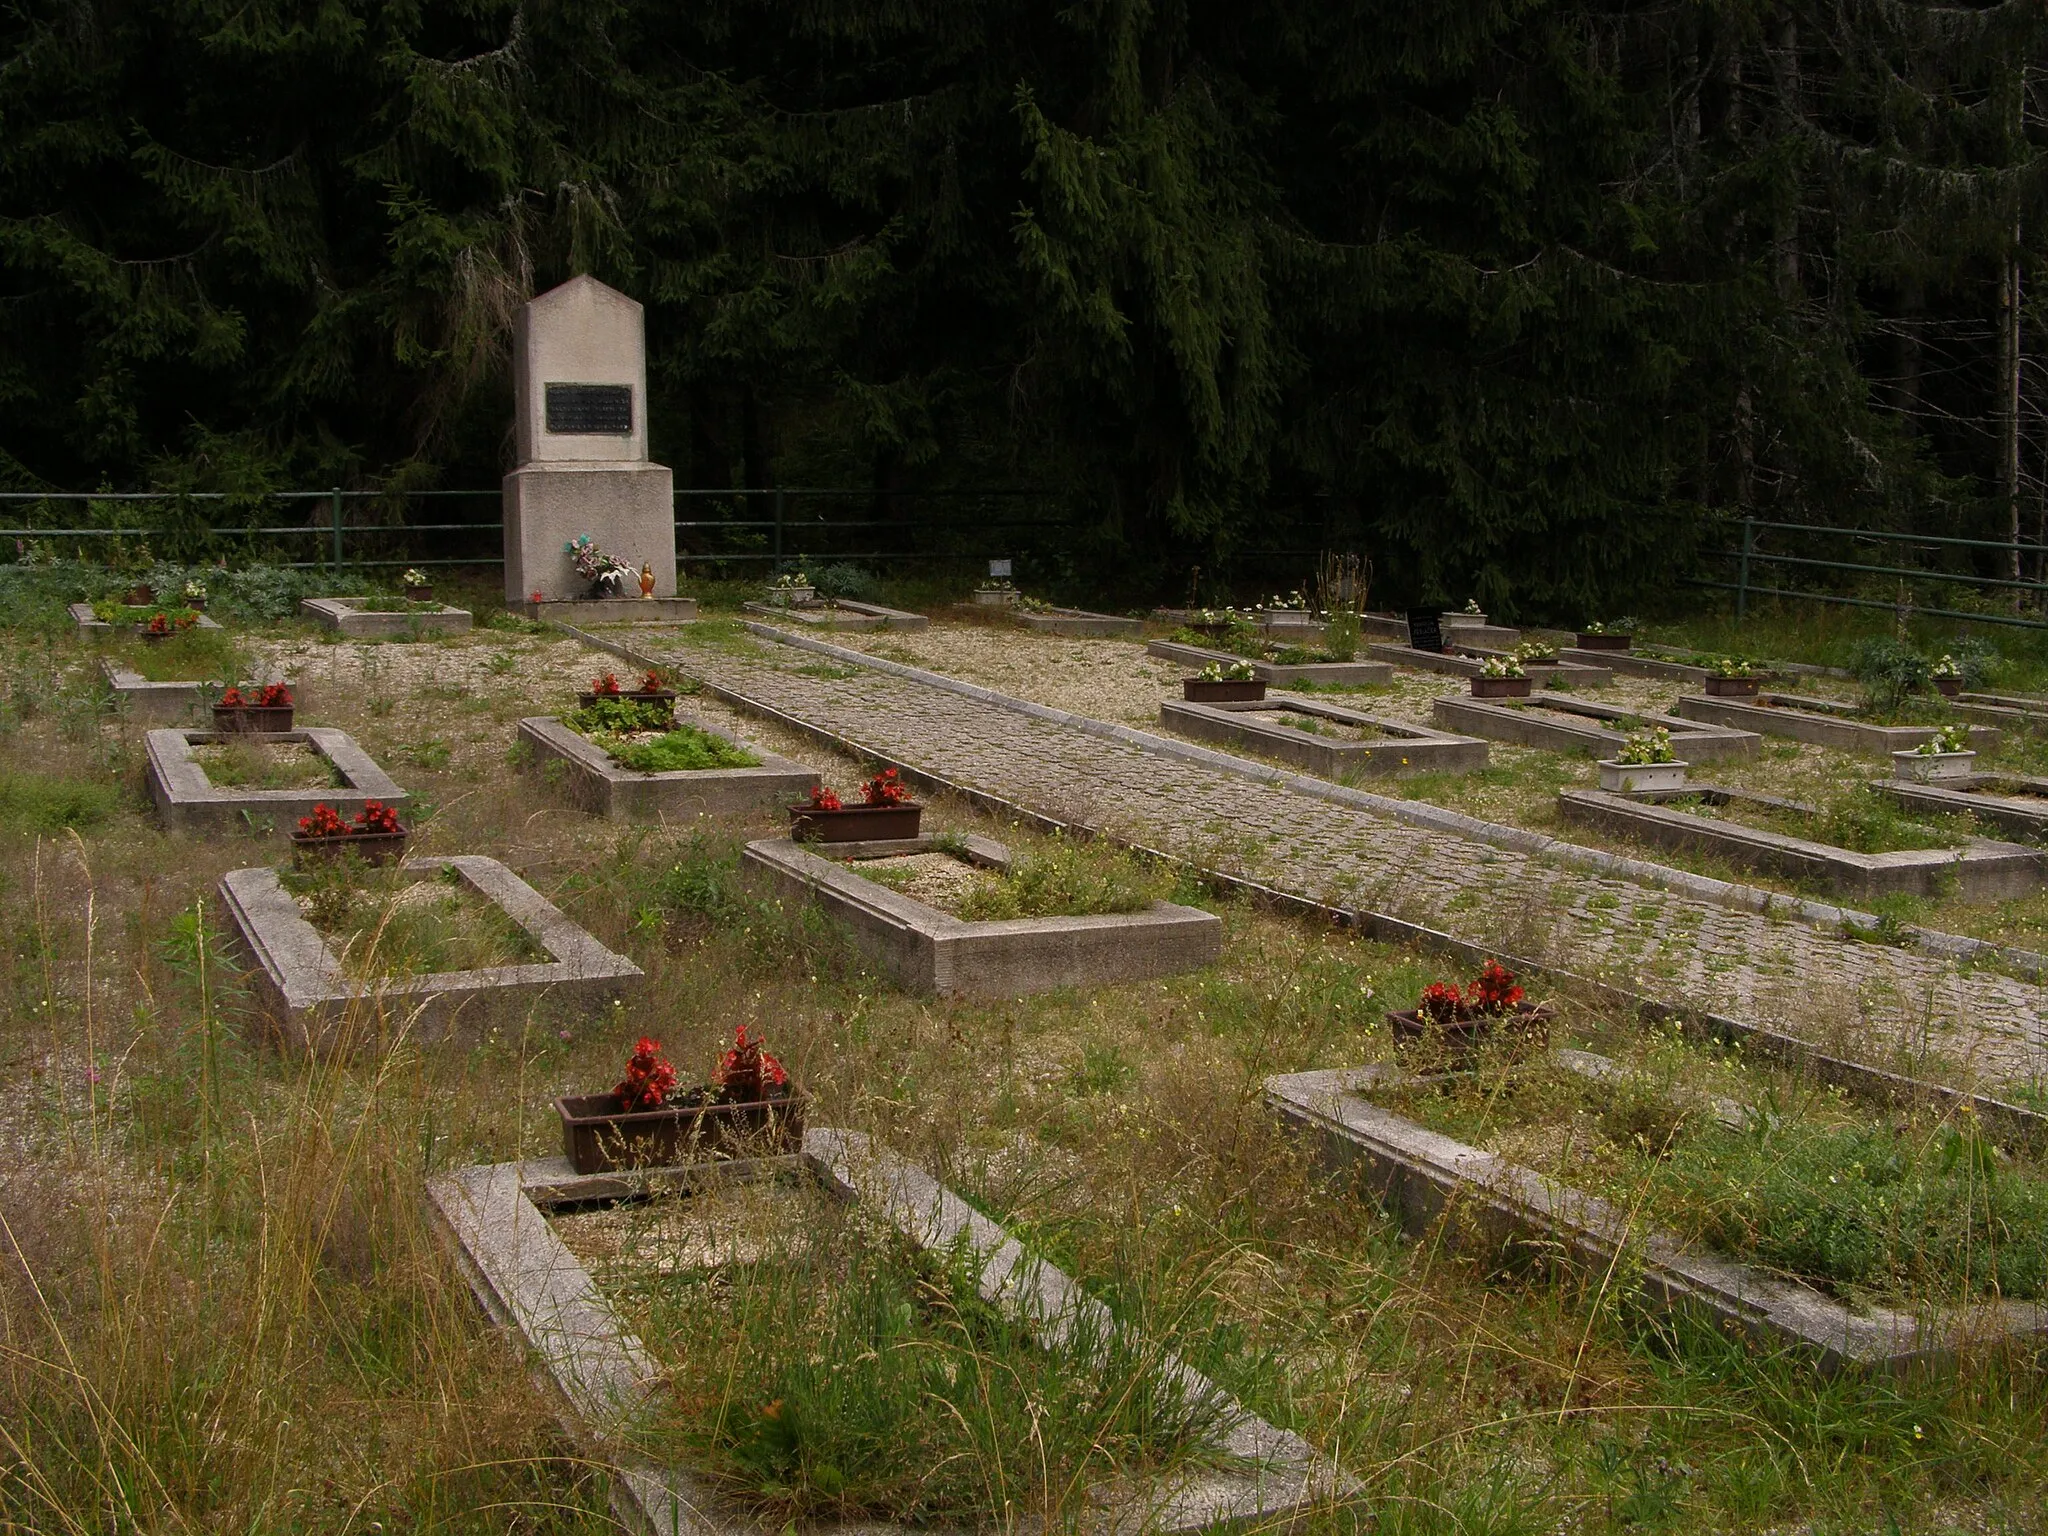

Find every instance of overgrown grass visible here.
[953,836,1168,920]
[284,862,547,976]
[0,769,122,831]
[113,625,243,683]
[605,725,760,773]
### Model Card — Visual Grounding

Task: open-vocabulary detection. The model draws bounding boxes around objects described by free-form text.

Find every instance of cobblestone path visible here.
[650,627,2048,1087]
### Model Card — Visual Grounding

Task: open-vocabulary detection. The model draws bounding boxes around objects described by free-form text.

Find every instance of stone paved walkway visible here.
[643,625,2048,1088]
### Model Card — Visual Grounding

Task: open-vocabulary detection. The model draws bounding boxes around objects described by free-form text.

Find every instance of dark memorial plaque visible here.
[544,383,634,436]
[1406,608,1444,654]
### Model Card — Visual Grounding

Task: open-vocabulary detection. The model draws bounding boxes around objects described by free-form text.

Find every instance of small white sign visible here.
[988,558,1012,578]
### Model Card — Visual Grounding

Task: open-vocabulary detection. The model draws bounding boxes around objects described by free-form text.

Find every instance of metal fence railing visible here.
[1690,515,2048,630]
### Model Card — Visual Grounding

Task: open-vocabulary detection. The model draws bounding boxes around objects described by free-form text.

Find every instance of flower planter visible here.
[1703,675,1761,698]
[213,705,295,733]
[1442,610,1488,627]
[1598,758,1689,792]
[555,1087,808,1174]
[973,589,1021,606]
[788,801,923,842]
[289,828,410,866]
[576,688,676,715]
[1387,1002,1552,1054]
[1184,677,1267,703]
[1188,621,1235,639]
[1574,632,1632,651]
[185,596,207,612]
[1469,676,1532,699]
[404,585,433,603]
[1935,677,1963,698]
[123,585,155,606]
[765,586,816,607]
[1892,749,1977,784]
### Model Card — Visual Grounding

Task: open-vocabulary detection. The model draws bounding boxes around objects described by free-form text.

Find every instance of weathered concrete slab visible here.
[101,658,206,725]
[518,713,815,822]
[147,727,407,834]
[1267,1065,2048,1372]
[518,596,698,625]
[743,598,929,632]
[220,854,641,1052]
[426,1132,1350,1536]
[1013,606,1144,638]
[742,835,1222,997]
[1368,642,1613,688]
[1674,692,2000,758]
[1147,638,1394,688]
[301,596,473,638]
[1876,773,2048,841]
[1433,694,1760,763]
[1160,696,1487,778]
[1557,785,2044,900]
[71,601,224,638]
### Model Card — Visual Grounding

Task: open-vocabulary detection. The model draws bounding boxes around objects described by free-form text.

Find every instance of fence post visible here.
[329,487,343,579]
[1736,515,1755,621]
[773,487,785,565]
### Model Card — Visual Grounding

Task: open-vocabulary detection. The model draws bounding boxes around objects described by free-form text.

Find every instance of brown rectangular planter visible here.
[1574,633,1632,651]
[556,1088,809,1174]
[1936,677,1963,698]
[1469,676,1532,699]
[1183,677,1267,703]
[289,828,410,866]
[1704,675,1761,697]
[404,586,434,602]
[576,689,676,712]
[1386,1002,1552,1053]
[788,801,923,842]
[213,705,295,733]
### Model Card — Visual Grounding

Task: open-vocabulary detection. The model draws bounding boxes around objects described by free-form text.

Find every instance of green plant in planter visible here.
[606,726,761,773]
[1512,641,1558,664]
[1323,607,1360,661]
[1478,656,1525,679]
[565,697,673,735]
[1616,727,1677,765]
[1850,637,1931,712]
[1914,723,1972,756]
[1704,656,1757,679]
[1195,660,1256,681]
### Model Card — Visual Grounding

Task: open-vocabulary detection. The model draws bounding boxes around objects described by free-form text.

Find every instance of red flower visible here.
[145,613,170,635]
[298,803,348,838]
[217,686,247,708]
[353,801,402,835]
[615,1035,678,1111]
[808,785,843,811]
[257,682,293,707]
[591,672,621,696]
[717,1025,787,1103]
[529,589,544,605]
[860,767,908,806]
[1468,960,1524,1016]
[1418,982,1463,1025]
[639,670,663,694]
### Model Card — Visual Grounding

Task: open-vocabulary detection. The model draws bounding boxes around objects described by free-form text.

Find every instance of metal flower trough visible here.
[427,1129,1348,1536]
[1145,638,1395,687]
[1159,695,1488,779]
[742,831,1222,997]
[517,712,816,821]
[219,854,641,1051]
[1266,1062,2048,1371]
[1673,690,2001,758]
[146,726,407,834]
[300,596,474,638]
[1431,693,1760,763]
[1555,783,2043,900]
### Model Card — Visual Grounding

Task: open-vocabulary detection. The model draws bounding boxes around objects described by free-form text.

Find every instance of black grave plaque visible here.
[1406,608,1444,654]
[544,382,634,436]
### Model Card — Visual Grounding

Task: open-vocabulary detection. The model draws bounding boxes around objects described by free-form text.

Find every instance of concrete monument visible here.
[501,276,696,622]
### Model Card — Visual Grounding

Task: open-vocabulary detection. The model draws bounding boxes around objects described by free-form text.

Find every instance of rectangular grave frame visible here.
[70,601,225,639]
[1365,642,1614,688]
[1556,784,2044,900]
[300,596,475,639]
[1266,1065,2048,1372]
[100,657,206,725]
[1877,772,2048,839]
[518,712,817,822]
[742,833,1222,997]
[1431,693,1760,763]
[427,1128,1347,1536]
[220,854,642,1051]
[1012,606,1145,638]
[1145,638,1395,688]
[740,597,929,632]
[146,726,407,834]
[519,595,700,625]
[1159,696,1488,779]
[1674,691,2000,758]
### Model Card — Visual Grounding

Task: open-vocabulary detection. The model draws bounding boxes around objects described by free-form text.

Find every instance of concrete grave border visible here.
[1267,1064,2048,1372]
[1557,785,2044,900]
[1674,691,2000,758]
[101,657,207,725]
[300,596,474,638]
[742,833,1222,997]
[1367,642,1614,688]
[1013,606,1145,638]
[146,727,407,834]
[518,712,816,821]
[741,597,929,632]
[427,1129,1350,1536]
[220,854,641,1051]
[70,601,224,638]
[1432,693,1761,763]
[1877,772,2048,840]
[1146,638,1395,687]
[1160,696,1488,779]
[518,595,698,625]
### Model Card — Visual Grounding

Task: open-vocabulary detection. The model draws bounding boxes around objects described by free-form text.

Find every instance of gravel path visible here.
[633,622,2048,1090]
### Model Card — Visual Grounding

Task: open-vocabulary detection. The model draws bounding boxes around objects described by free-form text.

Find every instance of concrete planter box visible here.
[1183,677,1266,703]
[1703,675,1761,697]
[555,1088,808,1173]
[1267,1064,2048,1369]
[1597,759,1689,792]
[762,585,816,606]
[1675,692,2000,759]
[147,726,407,834]
[1469,676,1531,699]
[1159,697,1488,780]
[1574,632,1632,651]
[427,1131,1347,1536]
[1556,785,2043,900]
[1146,638,1394,688]
[1433,694,1760,763]
[1011,606,1143,638]
[519,714,816,822]
[972,588,1021,606]
[1893,749,1977,783]
[1365,643,1614,688]
[741,597,928,632]
[220,855,642,1052]
[300,596,473,638]
[1441,610,1489,627]
[102,659,205,724]
[743,833,1222,997]
[520,595,698,625]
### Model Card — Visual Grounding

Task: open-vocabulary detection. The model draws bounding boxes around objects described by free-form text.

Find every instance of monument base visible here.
[521,596,698,625]
[503,462,676,604]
